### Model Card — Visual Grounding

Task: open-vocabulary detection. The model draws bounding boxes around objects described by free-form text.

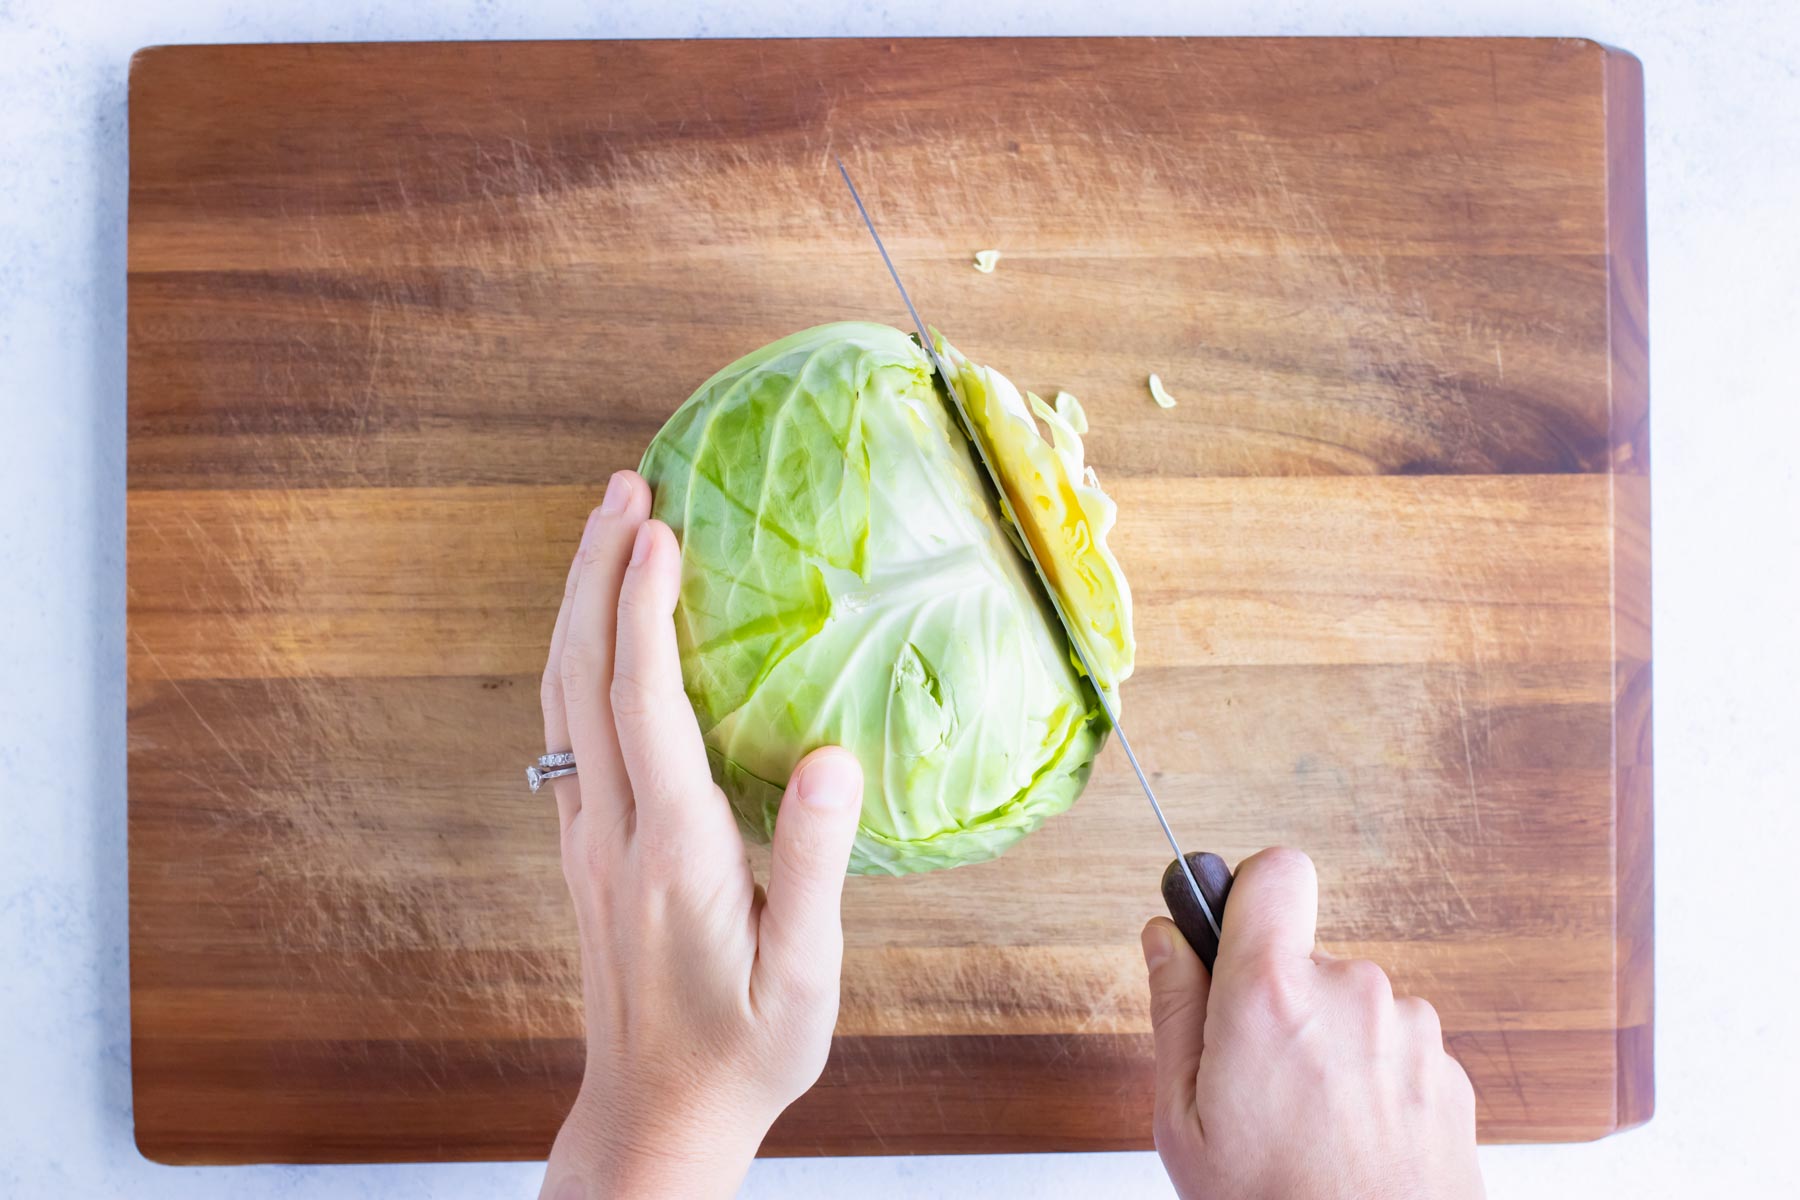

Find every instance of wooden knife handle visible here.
[1161,851,1235,972]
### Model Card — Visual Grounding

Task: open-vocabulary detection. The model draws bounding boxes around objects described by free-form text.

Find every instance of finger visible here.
[1142,915,1211,1129]
[559,471,652,831]
[1441,1047,1479,1124]
[610,519,716,839]
[1320,956,1395,1013]
[1215,847,1319,971]
[755,748,863,1008]
[540,508,593,829]
[1397,996,1445,1049]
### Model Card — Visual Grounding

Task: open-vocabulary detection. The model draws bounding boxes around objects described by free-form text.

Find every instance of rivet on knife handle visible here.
[1161,852,1235,972]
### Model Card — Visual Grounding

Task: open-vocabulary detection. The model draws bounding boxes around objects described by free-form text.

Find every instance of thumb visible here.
[755,747,864,1005]
[1143,916,1211,1128]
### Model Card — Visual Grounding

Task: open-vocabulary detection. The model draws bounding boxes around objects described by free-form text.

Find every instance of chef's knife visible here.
[835,159,1235,970]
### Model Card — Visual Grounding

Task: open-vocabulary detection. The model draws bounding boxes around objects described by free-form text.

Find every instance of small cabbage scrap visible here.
[1052,391,1088,434]
[936,335,1136,700]
[1147,373,1178,409]
[973,249,1001,273]
[640,323,1127,876]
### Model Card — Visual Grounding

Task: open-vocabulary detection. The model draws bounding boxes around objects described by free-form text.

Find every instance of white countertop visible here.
[4,0,1797,1195]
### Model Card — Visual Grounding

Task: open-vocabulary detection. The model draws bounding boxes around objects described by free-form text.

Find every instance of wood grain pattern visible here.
[127,37,1651,1162]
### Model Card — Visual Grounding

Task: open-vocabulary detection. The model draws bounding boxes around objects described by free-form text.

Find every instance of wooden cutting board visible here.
[127,37,1650,1162]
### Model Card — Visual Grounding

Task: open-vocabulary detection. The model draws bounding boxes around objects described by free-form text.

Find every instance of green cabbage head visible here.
[640,322,1108,875]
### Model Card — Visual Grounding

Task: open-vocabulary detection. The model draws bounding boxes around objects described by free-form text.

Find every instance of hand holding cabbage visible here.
[537,471,867,1200]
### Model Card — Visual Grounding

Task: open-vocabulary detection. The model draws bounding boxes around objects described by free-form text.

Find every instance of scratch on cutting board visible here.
[1072,965,1138,1035]
[131,629,256,783]
[1484,1027,1530,1112]
[1449,675,1485,839]
[1419,835,1477,925]
[174,767,241,811]
[851,1094,893,1152]
[351,304,389,486]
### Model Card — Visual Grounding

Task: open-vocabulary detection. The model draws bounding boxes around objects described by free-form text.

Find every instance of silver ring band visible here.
[536,751,576,768]
[527,763,578,792]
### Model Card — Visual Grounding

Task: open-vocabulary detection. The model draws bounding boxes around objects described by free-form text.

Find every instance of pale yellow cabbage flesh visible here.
[936,334,1136,701]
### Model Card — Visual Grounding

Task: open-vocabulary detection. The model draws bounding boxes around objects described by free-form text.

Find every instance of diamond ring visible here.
[528,750,578,792]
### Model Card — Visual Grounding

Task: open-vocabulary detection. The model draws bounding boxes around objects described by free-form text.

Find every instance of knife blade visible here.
[834,158,1234,968]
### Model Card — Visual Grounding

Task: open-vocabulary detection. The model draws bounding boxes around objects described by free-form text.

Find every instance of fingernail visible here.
[599,472,630,516]
[629,523,653,567]
[797,752,862,810]
[1141,922,1173,971]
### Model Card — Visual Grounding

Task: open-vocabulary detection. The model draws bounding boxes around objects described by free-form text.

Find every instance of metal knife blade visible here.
[834,158,1223,942]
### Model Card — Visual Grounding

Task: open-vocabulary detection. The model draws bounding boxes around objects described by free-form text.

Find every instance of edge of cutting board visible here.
[1600,40,1654,1139]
